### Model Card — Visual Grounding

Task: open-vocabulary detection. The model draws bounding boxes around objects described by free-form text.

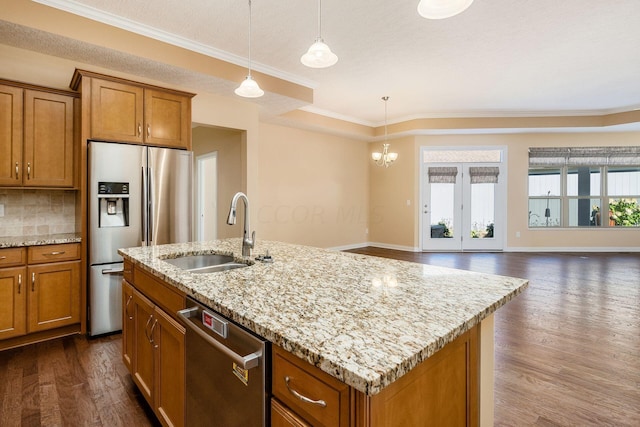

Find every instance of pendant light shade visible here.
[301,0,338,68]
[236,0,264,98]
[372,96,398,168]
[235,76,264,98]
[417,0,474,19]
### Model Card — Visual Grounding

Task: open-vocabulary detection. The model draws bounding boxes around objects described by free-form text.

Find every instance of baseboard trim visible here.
[505,246,640,253]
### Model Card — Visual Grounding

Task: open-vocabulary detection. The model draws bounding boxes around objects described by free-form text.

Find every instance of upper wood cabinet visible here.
[72,70,194,149]
[0,82,75,188]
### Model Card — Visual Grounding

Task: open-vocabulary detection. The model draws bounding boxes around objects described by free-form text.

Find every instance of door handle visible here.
[31,272,36,292]
[145,314,154,343]
[147,124,151,139]
[150,319,158,348]
[177,307,261,370]
[138,123,142,137]
[44,251,66,256]
[27,162,31,179]
[284,376,327,408]
[101,268,124,275]
[18,274,22,294]
[15,162,19,179]
[148,168,153,244]
[0,256,6,260]
[125,295,133,320]
[141,166,146,244]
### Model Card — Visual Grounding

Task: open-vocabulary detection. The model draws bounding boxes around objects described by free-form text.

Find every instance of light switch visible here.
[0,203,4,217]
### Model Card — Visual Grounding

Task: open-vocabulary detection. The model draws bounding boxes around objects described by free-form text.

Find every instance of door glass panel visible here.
[470,183,495,239]
[430,183,455,239]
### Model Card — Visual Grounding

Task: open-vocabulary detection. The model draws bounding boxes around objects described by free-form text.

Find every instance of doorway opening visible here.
[196,152,217,241]
[420,147,506,251]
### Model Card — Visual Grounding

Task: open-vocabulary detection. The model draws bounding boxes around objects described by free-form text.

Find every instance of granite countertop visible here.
[119,238,528,395]
[0,233,82,248]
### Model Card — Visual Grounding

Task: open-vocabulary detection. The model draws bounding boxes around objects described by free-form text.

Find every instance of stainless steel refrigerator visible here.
[88,141,192,336]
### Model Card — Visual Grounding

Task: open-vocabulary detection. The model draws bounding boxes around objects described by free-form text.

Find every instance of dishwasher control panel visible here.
[202,310,228,338]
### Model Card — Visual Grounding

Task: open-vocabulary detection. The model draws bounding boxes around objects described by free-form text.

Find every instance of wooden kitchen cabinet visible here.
[0,243,82,350]
[0,266,27,340]
[0,84,23,186]
[0,81,76,188]
[272,325,479,427]
[73,70,193,149]
[123,264,186,427]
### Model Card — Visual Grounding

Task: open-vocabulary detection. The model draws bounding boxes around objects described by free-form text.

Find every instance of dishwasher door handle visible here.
[178,307,262,370]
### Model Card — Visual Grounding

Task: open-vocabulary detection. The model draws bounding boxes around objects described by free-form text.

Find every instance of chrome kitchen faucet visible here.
[227,192,255,257]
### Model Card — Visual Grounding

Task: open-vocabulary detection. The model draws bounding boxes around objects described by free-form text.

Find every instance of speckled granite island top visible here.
[119,239,528,395]
[0,233,81,248]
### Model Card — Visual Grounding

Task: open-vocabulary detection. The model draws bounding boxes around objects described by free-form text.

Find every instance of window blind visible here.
[529,147,640,167]
[428,167,458,183]
[469,166,500,184]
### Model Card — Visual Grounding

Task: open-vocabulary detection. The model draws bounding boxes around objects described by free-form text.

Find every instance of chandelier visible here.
[372,96,398,168]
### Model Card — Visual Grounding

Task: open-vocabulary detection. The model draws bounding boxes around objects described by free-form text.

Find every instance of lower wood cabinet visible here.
[123,262,186,427]
[272,324,479,427]
[0,244,81,348]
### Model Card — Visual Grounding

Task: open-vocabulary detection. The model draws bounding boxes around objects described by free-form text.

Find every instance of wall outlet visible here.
[406,199,411,206]
[516,231,521,238]
[0,203,4,217]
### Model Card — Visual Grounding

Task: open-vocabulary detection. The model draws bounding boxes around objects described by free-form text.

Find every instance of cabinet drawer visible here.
[28,243,80,264]
[273,346,350,427]
[271,398,311,427]
[0,247,27,268]
[133,266,185,317]
[123,259,134,283]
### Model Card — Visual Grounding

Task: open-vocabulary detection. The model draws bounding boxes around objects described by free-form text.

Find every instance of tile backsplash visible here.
[0,189,77,237]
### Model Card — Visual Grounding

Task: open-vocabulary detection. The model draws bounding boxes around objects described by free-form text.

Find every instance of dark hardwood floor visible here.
[1,250,638,426]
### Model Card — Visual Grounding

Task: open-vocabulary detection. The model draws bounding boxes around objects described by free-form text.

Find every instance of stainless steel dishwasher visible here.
[178,297,269,426]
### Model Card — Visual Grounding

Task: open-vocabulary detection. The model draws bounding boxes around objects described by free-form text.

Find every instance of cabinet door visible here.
[0,85,23,186]
[122,280,135,372]
[272,399,311,427]
[132,289,155,405]
[144,89,190,149]
[153,307,185,427]
[23,90,74,187]
[0,267,27,340]
[27,261,80,332]
[91,78,144,144]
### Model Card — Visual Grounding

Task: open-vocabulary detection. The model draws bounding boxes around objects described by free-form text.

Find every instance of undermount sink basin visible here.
[164,254,249,274]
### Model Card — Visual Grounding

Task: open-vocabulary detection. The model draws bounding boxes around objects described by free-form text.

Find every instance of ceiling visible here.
[13,0,640,126]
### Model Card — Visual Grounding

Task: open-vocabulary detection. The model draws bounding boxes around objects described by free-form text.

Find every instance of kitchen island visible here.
[119,239,528,426]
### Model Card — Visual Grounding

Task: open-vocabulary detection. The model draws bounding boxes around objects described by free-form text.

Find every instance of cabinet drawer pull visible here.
[18,274,22,294]
[147,124,151,138]
[0,256,6,260]
[15,162,19,179]
[27,162,31,179]
[45,251,66,256]
[284,376,327,408]
[138,123,142,136]
[31,272,36,292]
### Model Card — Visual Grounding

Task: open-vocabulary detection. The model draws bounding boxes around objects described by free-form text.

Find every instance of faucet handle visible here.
[250,231,256,248]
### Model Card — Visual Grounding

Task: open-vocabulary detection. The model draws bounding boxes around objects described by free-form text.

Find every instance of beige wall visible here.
[257,123,369,248]
[192,126,244,240]
[369,132,640,250]
[368,136,417,249]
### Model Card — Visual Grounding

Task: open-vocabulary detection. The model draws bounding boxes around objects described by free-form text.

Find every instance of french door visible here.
[422,162,504,251]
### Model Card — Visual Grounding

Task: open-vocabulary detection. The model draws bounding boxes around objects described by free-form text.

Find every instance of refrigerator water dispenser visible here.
[98,182,130,228]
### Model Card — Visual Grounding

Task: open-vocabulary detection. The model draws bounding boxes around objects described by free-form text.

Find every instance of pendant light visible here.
[372,96,398,168]
[417,0,474,19]
[301,0,338,68]
[235,0,264,98]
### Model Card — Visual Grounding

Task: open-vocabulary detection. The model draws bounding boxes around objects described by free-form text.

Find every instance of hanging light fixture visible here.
[372,96,398,168]
[417,0,474,19]
[235,0,264,98]
[301,0,338,68]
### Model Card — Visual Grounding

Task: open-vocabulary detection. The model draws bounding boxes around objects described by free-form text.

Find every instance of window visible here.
[528,147,640,228]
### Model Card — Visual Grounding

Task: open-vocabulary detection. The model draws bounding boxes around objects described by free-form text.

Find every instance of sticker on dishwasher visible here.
[232,363,249,386]
[202,311,214,329]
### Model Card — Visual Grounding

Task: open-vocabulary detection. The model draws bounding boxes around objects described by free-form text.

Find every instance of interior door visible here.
[422,163,503,251]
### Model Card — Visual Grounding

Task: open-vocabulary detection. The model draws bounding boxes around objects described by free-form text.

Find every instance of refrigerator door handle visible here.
[148,168,153,244]
[101,268,124,275]
[141,166,147,245]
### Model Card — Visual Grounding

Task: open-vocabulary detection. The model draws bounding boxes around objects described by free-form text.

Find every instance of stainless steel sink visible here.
[164,254,249,274]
